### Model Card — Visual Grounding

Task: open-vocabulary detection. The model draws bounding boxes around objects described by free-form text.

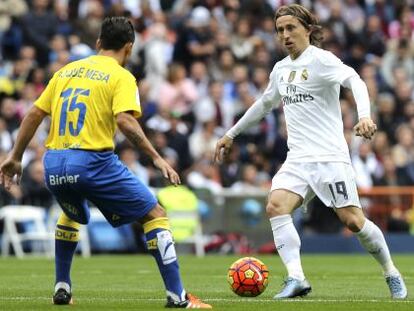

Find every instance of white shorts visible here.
[271,161,361,209]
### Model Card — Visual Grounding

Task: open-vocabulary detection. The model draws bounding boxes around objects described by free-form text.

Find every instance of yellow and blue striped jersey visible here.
[35,55,141,151]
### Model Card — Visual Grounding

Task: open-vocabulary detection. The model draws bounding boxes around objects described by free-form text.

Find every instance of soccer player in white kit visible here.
[214,4,407,299]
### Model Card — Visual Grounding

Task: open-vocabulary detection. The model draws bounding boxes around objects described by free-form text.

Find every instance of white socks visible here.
[270,214,305,281]
[356,219,399,276]
[270,215,398,279]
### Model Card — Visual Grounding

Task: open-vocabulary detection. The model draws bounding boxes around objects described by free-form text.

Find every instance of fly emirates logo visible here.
[282,85,314,106]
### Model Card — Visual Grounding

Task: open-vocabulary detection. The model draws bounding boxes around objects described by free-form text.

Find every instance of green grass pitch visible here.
[0,254,413,311]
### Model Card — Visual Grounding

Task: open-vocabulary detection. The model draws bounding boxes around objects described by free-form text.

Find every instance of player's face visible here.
[275,15,310,59]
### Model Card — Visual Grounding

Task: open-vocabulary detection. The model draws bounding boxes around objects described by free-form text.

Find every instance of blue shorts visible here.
[43,149,157,227]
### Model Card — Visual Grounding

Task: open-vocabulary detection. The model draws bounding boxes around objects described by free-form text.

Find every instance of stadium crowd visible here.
[0,0,413,230]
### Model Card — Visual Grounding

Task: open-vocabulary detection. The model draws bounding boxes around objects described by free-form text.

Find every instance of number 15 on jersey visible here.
[59,88,90,136]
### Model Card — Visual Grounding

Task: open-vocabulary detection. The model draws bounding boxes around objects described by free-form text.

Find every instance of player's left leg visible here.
[336,206,407,299]
[141,204,212,309]
[52,212,81,305]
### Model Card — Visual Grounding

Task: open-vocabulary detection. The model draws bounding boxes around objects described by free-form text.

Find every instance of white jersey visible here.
[227,45,360,163]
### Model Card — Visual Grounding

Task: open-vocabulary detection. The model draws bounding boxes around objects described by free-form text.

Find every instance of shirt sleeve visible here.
[112,71,142,118]
[34,72,58,114]
[318,51,358,85]
[226,68,281,139]
[342,75,371,119]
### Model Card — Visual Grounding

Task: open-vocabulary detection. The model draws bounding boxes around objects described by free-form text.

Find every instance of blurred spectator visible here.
[326,1,352,49]
[74,0,104,48]
[189,61,209,99]
[231,164,265,191]
[372,131,391,161]
[219,143,242,187]
[119,145,150,186]
[143,22,173,89]
[342,0,365,35]
[0,97,21,134]
[373,153,410,186]
[352,141,383,189]
[0,0,27,59]
[254,16,278,56]
[376,93,400,143]
[0,117,12,152]
[158,63,198,121]
[187,157,222,194]
[314,0,332,23]
[391,124,414,168]
[189,120,220,160]
[230,17,261,63]
[388,5,414,41]
[364,15,387,58]
[165,113,193,172]
[381,38,414,89]
[387,207,411,232]
[20,0,58,66]
[20,159,53,208]
[173,6,215,68]
[365,0,395,31]
[54,1,73,36]
[194,80,233,130]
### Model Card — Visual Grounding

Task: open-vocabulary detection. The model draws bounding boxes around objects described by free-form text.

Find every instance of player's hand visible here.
[153,157,181,186]
[0,157,22,191]
[354,117,377,140]
[214,135,234,164]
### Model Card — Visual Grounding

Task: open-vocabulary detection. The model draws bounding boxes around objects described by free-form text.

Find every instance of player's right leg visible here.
[267,170,312,299]
[82,152,211,308]
[140,204,212,309]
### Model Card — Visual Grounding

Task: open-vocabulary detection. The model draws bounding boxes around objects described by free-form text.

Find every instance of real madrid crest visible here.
[301,69,308,81]
[288,71,296,83]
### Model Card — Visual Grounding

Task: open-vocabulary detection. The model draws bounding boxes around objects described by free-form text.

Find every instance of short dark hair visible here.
[99,17,135,50]
[275,4,323,47]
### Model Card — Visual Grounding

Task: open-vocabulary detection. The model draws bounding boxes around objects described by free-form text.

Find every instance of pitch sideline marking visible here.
[0,297,413,303]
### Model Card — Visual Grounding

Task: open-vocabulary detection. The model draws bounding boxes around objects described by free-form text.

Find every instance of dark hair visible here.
[274,4,323,47]
[99,17,135,50]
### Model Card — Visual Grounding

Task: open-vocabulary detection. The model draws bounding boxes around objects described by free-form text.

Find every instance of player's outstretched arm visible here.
[342,75,377,140]
[0,106,47,190]
[116,111,181,186]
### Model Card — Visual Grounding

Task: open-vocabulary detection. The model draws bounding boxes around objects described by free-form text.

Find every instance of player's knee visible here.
[341,215,364,232]
[266,201,286,217]
[141,203,167,223]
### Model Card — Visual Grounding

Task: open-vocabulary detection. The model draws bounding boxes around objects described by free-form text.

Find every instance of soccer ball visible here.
[227,257,269,297]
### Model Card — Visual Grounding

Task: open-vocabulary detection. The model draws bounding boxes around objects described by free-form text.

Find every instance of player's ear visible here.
[96,39,102,51]
[125,42,133,54]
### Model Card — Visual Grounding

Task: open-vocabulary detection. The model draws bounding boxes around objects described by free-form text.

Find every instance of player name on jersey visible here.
[58,67,110,83]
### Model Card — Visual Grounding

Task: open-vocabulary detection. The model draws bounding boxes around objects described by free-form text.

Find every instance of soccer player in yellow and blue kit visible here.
[0,17,211,309]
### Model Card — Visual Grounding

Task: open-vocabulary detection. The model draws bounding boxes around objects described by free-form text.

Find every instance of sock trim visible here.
[143,217,170,233]
[57,212,80,230]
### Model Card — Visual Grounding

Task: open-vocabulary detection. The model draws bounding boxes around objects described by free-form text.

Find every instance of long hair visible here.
[274,4,323,47]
